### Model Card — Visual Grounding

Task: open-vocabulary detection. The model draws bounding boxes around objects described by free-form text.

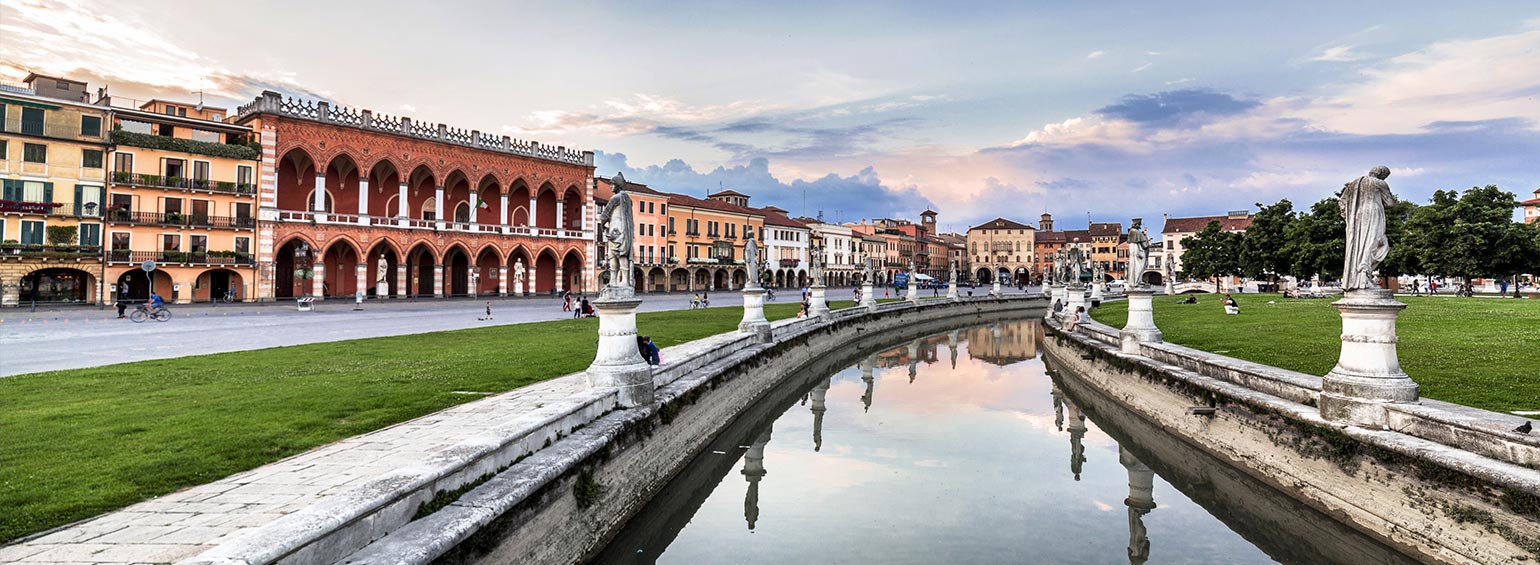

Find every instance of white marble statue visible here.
[1340,166,1395,291]
[949,258,958,283]
[1127,218,1150,287]
[809,243,825,286]
[745,237,761,288]
[375,256,388,283]
[596,172,635,289]
[1066,245,1084,286]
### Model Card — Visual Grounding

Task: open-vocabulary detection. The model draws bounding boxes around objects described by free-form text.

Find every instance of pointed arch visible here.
[276,147,317,212]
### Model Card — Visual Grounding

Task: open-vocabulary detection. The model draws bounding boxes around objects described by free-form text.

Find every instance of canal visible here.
[591,318,1412,564]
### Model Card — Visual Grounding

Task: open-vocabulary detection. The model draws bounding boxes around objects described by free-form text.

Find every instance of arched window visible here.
[454,202,470,223]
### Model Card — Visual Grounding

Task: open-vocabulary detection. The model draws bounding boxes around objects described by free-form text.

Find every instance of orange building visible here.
[104,98,260,303]
[595,177,670,292]
[234,91,594,300]
[1520,188,1539,225]
[658,191,764,291]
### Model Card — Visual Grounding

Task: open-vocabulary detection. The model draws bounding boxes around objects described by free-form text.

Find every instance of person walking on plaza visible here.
[115,299,127,319]
[480,301,493,321]
[1429,279,1439,295]
[702,291,710,308]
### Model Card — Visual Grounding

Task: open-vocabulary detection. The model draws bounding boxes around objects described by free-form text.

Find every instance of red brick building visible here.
[235,91,595,300]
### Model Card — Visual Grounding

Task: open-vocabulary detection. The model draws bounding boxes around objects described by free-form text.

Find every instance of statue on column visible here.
[1164,256,1174,283]
[1066,244,1084,286]
[375,256,388,283]
[745,237,761,288]
[949,258,958,283]
[1127,218,1150,287]
[809,242,825,286]
[1340,166,1395,291]
[596,172,635,291]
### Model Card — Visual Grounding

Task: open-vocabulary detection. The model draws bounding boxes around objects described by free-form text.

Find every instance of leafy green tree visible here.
[1238,199,1295,282]
[1404,185,1534,287]
[1180,221,1243,291]
[1381,199,1420,277]
[1282,197,1344,282]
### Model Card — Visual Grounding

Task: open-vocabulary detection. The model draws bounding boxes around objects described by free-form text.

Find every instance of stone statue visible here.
[1340,166,1395,291]
[375,256,388,283]
[515,258,526,282]
[1066,245,1084,286]
[809,243,825,286]
[745,236,760,288]
[597,173,635,290]
[1051,250,1064,285]
[1164,255,1174,280]
[949,259,958,283]
[1127,218,1150,287]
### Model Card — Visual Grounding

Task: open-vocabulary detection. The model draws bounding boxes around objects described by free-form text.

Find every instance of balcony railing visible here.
[779,259,801,268]
[108,249,254,265]
[269,209,590,239]
[111,171,257,196]
[1,244,102,259]
[106,210,255,229]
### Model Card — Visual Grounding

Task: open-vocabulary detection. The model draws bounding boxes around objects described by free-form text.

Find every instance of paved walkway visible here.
[0,289,863,377]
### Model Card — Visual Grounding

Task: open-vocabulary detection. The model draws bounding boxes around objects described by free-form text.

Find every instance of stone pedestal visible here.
[740,287,772,341]
[1050,284,1065,305]
[860,281,876,311]
[992,278,1002,297]
[947,280,958,301]
[1319,289,1419,426]
[585,286,654,408]
[1090,283,1104,303]
[906,280,919,303]
[1064,284,1088,321]
[809,284,830,318]
[1119,288,1162,353]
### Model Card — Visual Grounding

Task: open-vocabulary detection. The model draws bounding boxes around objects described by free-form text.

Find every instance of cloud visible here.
[1310,44,1365,62]
[1131,62,1153,73]
[1086,50,1106,59]
[1093,89,1262,126]
[1164,78,1194,86]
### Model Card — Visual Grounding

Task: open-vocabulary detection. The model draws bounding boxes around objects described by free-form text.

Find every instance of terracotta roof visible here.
[762,211,809,229]
[709,189,749,198]
[594,177,664,200]
[1162,213,1254,233]
[1089,222,1123,237]
[1035,231,1067,243]
[968,217,1034,231]
[1518,198,1540,206]
[664,192,763,217]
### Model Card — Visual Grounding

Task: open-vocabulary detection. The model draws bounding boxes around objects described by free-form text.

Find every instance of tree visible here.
[1282,197,1345,282]
[1238,199,1295,281]
[1404,185,1534,287]
[1180,221,1242,291]
[1381,199,1420,278]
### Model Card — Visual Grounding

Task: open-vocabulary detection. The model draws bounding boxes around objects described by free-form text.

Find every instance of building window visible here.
[237,165,253,187]
[23,143,46,163]
[79,223,101,247]
[21,107,44,136]
[161,234,180,251]
[111,232,130,250]
[21,220,44,244]
[82,149,103,169]
[235,237,250,254]
[190,235,208,253]
[81,115,102,137]
[113,152,133,174]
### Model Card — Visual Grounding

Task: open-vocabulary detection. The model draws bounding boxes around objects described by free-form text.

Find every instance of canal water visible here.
[592,319,1411,565]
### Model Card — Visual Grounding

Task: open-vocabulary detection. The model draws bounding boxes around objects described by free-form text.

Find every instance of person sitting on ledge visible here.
[1065,306,1087,332]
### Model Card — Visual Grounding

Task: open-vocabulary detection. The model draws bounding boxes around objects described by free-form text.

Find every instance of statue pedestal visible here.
[1319,289,1419,426]
[906,281,919,303]
[375,280,387,299]
[585,287,654,408]
[1090,284,1104,303]
[947,280,958,301]
[739,287,771,342]
[1050,284,1065,305]
[1120,288,1162,353]
[860,281,876,311]
[809,284,830,318]
[992,279,1002,297]
[1064,284,1088,322]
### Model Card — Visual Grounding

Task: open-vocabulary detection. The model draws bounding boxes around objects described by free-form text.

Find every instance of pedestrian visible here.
[580,297,594,317]
[1429,279,1439,295]
[702,292,710,308]
[573,295,584,319]
[1052,299,1063,314]
[481,301,493,321]
[563,293,572,311]
[1501,279,1510,295]
[636,335,661,365]
[115,300,127,319]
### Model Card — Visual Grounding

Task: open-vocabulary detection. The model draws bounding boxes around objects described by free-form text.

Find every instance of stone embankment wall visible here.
[329,296,1043,565]
[1044,319,1540,565]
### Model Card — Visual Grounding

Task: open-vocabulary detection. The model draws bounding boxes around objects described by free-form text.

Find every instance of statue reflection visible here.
[1051,382,1065,432]
[906,340,920,383]
[963,319,1041,365]
[742,426,772,531]
[1066,399,1088,481]
[810,376,830,452]
[860,355,875,412]
[1120,446,1157,564]
[947,329,960,369]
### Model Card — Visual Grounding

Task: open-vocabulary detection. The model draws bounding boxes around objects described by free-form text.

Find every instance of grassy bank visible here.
[1088,296,1537,413]
[0,301,840,543]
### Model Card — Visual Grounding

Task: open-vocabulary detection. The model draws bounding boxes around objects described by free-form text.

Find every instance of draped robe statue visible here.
[597,173,635,289]
[745,237,761,288]
[1340,166,1395,291]
[1127,218,1150,287]
[809,243,825,286]
[1066,246,1084,285]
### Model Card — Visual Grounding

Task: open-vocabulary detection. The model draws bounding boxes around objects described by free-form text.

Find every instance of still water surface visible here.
[594,319,1407,564]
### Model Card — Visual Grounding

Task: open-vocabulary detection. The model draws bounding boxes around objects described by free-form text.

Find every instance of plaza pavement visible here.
[0,288,878,377]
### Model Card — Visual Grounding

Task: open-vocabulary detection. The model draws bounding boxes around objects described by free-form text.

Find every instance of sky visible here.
[4,0,1538,231]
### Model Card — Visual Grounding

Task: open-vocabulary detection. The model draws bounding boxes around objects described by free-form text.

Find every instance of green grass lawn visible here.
[1089,296,1538,413]
[0,301,839,543]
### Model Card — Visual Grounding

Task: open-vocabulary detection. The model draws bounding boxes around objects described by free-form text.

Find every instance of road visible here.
[2,286,957,376]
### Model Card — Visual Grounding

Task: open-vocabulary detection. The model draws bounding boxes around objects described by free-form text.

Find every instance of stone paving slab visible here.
[1,374,589,564]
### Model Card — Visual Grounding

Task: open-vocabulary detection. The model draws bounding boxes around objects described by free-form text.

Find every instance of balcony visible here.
[274,209,591,239]
[112,129,260,161]
[1,243,102,259]
[107,210,256,229]
[108,249,255,266]
[1,200,71,216]
[112,171,257,196]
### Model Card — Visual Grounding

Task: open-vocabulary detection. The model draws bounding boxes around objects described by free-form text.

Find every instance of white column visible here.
[528,197,538,227]
[434,186,445,227]
[469,192,479,224]
[556,200,566,232]
[432,264,444,298]
[355,263,367,298]
[498,266,509,296]
[524,264,534,295]
[499,193,510,228]
[397,182,408,220]
[357,176,368,217]
[396,264,408,298]
[555,265,565,293]
[311,263,326,298]
[312,173,327,214]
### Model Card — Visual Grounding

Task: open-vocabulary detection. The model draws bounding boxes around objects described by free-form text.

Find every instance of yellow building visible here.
[0,73,110,306]
[104,97,260,303]
[967,217,1035,285]
[661,191,764,291]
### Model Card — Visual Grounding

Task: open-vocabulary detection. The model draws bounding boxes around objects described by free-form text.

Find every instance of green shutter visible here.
[1,179,16,201]
[42,182,53,203]
[74,185,83,216]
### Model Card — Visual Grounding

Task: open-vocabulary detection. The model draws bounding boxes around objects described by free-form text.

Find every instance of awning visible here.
[914,273,935,281]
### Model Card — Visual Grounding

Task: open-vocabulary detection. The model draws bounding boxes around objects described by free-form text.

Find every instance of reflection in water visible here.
[592,318,1411,565]
[1122,446,1157,565]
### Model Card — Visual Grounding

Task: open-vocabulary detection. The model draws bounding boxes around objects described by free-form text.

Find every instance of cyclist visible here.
[149,292,165,314]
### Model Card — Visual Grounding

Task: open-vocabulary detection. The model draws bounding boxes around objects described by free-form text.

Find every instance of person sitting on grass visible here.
[1223,293,1240,315]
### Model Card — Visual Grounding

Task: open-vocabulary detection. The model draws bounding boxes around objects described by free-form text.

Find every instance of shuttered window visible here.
[79,223,101,246]
[21,107,43,135]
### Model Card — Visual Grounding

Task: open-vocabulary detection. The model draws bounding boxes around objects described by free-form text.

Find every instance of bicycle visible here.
[221,289,237,303]
[129,304,172,323]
